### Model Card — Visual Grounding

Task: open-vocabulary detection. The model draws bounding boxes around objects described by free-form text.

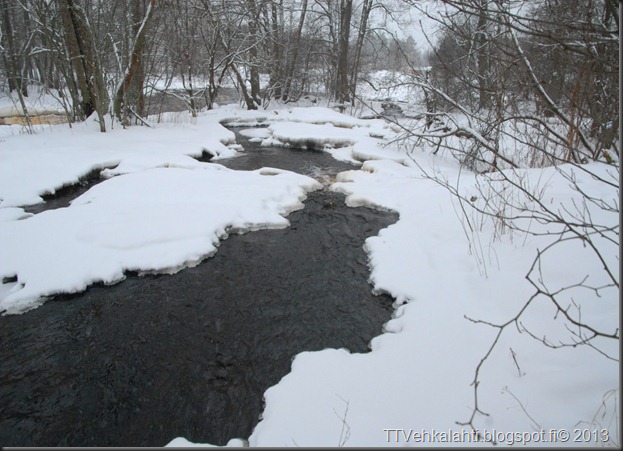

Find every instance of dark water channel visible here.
[0,128,398,446]
[23,169,109,215]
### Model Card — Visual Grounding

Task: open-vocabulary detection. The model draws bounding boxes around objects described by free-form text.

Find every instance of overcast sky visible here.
[370,0,442,54]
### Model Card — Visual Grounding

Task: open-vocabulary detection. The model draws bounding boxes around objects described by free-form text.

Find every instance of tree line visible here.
[407,0,619,169]
[399,1,619,433]
[0,0,424,129]
[0,0,619,161]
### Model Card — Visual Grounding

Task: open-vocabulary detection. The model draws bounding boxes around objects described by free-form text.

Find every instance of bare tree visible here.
[348,0,372,102]
[267,0,285,99]
[245,0,262,106]
[334,0,353,103]
[57,0,109,131]
[113,0,156,125]
[0,0,32,129]
[281,0,309,101]
[394,0,619,435]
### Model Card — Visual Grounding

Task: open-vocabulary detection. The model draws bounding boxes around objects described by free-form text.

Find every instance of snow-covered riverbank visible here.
[0,104,618,447]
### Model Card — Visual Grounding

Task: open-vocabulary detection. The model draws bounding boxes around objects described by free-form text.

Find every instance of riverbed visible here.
[0,129,398,446]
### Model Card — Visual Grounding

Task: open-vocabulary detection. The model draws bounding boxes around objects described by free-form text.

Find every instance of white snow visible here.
[239,127,271,142]
[0,115,240,208]
[0,164,320,314]
[0,86,69,117]
[248,158,619,447]
[0,102,618,447]
[357,70,424,105]
[166,437,246,447]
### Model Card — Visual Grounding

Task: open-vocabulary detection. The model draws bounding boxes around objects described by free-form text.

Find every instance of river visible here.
[0,128,398,446]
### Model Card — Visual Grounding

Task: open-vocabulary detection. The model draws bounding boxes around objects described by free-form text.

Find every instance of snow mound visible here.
[0,87,68,117]
[263,122,359,149]
[165,436,246,447]
[239,127,271,141]
[0,117,238,208]
[0,165,320,314]
[247,159,619,446]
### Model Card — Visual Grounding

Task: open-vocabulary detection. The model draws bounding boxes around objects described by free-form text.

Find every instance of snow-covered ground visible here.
[0,102,618,447]
[0,86,69,118]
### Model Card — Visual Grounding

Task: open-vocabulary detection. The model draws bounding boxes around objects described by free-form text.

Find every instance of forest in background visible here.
[0,0,422,124]
[0,0,618,168]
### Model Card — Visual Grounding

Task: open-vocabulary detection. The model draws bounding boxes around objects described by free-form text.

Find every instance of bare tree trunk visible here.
[335,0,352,103]
[349,0,372,103]
[231,64,257,110]
[282,0,308,101]
[58,0,91,120]
[0,0,26,95]
[0,0,32,130]
[246,0,261,106]
[475,0,490,110]
[129,0,146,117]
[71,3,108,131]
[268,0,283,99]
[57,0,108,131]
[114,0,156,125]
[20,3,34,95]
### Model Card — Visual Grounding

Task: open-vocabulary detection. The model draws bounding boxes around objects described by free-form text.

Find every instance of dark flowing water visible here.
[0,128,398,446]
[23,168,110,215]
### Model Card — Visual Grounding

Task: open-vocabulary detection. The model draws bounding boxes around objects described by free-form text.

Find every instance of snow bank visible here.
[0,165,319,314]
[0,115,237,208]
[263,122,359,149]
[1,103,617,447]
[247,157,619,446]
[1,109,331,314]
[239,127,271,141]
[213,105,401,166]
[166,437,246,447]
[214,105,387,130]
[0,87,68,117]
[357,70,424,104]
